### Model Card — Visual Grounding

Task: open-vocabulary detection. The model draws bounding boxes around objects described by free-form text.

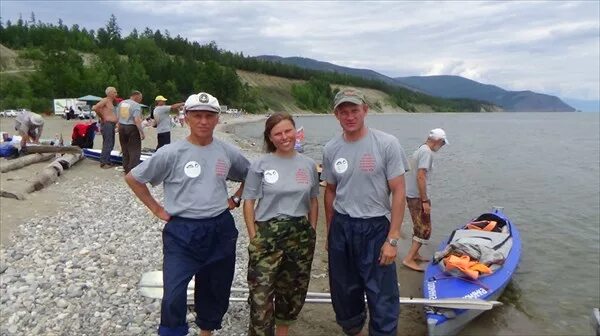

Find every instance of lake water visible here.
[233,112,600,335]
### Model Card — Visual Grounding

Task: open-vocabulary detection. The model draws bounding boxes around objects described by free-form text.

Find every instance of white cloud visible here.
[0,0,598,100]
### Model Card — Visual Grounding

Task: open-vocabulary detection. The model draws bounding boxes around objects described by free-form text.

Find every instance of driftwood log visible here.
[0,153,83,200]
[24,154,83,193]
[22,145,82,155]
[0,153,55,173]
[0,189,25,200]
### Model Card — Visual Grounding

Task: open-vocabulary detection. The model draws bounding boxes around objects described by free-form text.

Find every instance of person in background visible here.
[242,113,319,336]
[322,88,409,336]
[14,111,44,149]
[125,92,250,336]
[402,128,448,272]
[71,120,99,149]
[92,86,119,169]
[117,90,144,173]
[152,95,184,149]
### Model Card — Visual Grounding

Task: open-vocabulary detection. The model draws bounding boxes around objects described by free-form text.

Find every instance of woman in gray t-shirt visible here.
[242,113,319,336]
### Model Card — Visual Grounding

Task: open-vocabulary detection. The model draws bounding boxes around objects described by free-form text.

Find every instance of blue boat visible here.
[423,207,521,336]
[82,149,152,165]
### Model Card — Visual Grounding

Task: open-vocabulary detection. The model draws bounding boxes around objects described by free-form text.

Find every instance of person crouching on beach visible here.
[242,112,319,336]
[125,92,250,336]
[14,111,44,149]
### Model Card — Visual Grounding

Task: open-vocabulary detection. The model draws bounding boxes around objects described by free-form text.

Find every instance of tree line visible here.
[0,14,491,113]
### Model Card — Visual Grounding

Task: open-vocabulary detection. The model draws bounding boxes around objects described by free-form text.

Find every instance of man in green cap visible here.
[322,88,409,336]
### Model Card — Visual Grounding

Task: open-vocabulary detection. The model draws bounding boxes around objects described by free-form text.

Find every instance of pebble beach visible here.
[0,114,429,336]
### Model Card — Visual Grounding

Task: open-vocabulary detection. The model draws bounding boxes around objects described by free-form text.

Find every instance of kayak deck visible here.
[423,209,521,336]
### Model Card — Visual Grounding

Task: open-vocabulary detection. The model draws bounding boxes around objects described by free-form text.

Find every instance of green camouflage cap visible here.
[333,88,366,110]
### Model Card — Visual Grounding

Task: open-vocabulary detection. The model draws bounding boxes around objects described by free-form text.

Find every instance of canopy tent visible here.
[78,95,103,102]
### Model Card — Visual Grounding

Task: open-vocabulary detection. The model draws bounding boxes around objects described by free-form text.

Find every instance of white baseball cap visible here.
[429,128,448,144]
[30,113,44,126]
[184,92,220,113]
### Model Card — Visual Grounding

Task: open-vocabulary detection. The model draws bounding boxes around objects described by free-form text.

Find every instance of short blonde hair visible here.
[105,86,117,95]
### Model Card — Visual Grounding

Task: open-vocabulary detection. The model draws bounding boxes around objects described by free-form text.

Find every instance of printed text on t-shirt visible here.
[215,159,228,177]
[295,168,309,184]
[359,153,376,172]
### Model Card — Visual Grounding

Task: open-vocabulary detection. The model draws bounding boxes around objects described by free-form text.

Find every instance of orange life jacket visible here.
[466,220,497,232]
[443,254,492,280]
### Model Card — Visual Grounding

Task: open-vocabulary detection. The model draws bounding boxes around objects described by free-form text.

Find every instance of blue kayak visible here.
[82,149,152,165]
[423,207,521,336]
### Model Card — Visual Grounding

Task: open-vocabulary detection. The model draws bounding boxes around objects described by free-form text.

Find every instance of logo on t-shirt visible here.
[359,153,376,172]
[334,158,348,174]
[215,158,228,177]
[184,161,201,178]
[264,169,279,184]
[119,102,131,119]
[295,168,309,184]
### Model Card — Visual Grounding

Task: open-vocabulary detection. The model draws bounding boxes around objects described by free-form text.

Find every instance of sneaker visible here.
[100,163,113,169]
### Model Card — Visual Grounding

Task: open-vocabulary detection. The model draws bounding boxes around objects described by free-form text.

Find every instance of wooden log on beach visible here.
[24,154,83,194]
[0,189,25,200]
[23,145,82,155]
[0,153,54,173]
[55,153,82,170]
[0,154,83,199]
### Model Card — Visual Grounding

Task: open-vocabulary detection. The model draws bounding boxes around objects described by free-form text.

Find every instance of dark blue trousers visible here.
[158,211,238,336]
[327,212,399,336]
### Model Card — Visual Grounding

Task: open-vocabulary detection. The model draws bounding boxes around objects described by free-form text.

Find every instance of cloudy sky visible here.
[1,0,599,101]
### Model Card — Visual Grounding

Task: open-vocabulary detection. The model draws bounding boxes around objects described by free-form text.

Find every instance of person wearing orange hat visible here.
[153,95,184,150]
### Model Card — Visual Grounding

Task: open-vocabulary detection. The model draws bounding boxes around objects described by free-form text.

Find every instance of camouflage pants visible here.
[406,197,432,243]
[247,216,316,336]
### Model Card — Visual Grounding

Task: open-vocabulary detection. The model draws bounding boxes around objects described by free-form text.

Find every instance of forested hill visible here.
[0,14,500,113]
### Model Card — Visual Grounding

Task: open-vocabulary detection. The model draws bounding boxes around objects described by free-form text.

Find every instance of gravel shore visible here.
[0,114,428,335]
[0,117,262,335]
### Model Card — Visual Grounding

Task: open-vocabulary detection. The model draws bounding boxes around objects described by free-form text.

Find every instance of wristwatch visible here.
[387,238,399,247]
[230,196,241,207]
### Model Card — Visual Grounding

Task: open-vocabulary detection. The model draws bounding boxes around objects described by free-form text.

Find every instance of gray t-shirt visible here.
[131,138,250,219]
[322,128,409,218]
[15,111,42,135]
[243,153,319,222]
[405,144,434,198]
[154,106,172,133]
[118,99,142,125]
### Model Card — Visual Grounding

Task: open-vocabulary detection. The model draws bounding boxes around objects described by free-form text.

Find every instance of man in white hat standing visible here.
[402,128,448,272]
[14,111,44,149]
[125,92,250,336]
[152,95,184,150]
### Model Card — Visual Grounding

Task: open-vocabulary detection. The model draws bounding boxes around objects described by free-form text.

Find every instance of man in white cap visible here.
[322,88,409,336]
[152,95,184,150]
[14,111,44,149]
[125,92,249,336]
[402,128,448,272]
